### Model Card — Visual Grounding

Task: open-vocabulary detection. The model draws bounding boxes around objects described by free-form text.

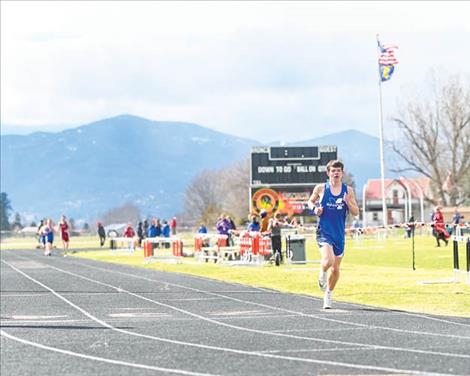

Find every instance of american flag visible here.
[378,42,399,66]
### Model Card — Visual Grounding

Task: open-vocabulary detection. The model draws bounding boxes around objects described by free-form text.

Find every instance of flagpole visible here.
[376,34,388,228]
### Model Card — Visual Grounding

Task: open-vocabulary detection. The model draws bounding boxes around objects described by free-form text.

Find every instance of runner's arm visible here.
[344,186,359,216]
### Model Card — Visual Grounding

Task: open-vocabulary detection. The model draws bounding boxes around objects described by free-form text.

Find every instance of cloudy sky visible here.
[1,1,469,142]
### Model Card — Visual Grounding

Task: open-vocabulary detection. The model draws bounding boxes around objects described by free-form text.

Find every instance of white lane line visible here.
[1,293,52,297]
[74,261,470,340]
[12,315,68,320]
[42,262,470,361]
[163,267,470,327]
[2,259,458,376]
[271,327,368,333]
[0,330,218,376]
[259,346,368,354]
[108,313,171,318]
[208,310,269,316]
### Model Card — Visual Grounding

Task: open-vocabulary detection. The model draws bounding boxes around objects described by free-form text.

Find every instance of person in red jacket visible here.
[432,206,449,247]
[123,223,135,238]
[170,217,177,236]
[122,223,136,251]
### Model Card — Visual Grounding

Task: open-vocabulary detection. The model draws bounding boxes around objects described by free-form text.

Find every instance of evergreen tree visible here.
[0,192,12,231]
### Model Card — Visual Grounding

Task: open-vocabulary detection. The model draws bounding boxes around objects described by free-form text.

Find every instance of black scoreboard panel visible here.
[251,146,337,186]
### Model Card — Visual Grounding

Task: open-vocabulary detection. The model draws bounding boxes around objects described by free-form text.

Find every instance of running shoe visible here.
[318,272,327,291]
[323,291,332,309]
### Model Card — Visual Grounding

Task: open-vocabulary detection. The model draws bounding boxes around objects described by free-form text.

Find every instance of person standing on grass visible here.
[97,222,106,246]
[170,217,177,235]
[432,205,449,247]
[58,215,71,254]
[307,160,359,309]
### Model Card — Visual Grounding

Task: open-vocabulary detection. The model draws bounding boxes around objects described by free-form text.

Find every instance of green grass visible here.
[2,233,469,317]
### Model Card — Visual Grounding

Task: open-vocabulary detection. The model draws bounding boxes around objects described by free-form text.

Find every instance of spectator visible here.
[136,221,144,247]
[97,222,106,246]
[268,213,284,265]
[198,223,208,234]
[123,223,135,238]
[247,215,260,232]
[155,219,162,237]
[452,207,464,235]
[405,215,415,239]
[170,217,177,235]
[122,223,135,251]
[143,219,149,238]
[260,210,269,233]
[162,220,170,248]
[432,206,449,247]
[216,214,230,235]
[147,219,158,238]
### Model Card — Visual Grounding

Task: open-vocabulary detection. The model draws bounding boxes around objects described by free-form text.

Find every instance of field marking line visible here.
[1,259,459,376]
[0,330,218,376]
[67,259,470,340]
[41,261,470,360]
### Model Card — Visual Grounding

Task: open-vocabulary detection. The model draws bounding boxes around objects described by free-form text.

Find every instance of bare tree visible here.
[183,160,250,226]
[391,75,470,206]
[102,203,141,225]
[183,170,224,226]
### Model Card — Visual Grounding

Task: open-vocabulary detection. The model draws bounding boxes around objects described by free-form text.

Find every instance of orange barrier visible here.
[194,237,203,252]
[172,239,183,256]
[143,240,154,258]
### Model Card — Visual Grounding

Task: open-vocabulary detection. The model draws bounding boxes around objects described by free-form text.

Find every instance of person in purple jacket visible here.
[216,214,230,235]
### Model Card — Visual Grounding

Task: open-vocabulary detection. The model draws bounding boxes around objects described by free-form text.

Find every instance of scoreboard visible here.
[250,146,338,216]
[251,146,338,186]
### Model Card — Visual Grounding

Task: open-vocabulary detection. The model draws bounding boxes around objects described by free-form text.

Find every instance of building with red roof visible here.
[362,177,433,226]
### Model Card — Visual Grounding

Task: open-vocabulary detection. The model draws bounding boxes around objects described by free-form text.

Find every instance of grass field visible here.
[2,232,469,317]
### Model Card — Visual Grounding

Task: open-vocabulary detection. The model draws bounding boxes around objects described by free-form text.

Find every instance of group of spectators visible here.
[116,217,177,248]
[196,211,298,263]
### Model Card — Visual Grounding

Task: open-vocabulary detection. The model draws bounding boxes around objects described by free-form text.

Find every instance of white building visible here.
[363,177,433,226]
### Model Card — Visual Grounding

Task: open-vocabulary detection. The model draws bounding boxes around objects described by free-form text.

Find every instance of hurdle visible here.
[223,232,272,266]
[452,235,470,283]
[143,237,183,264]
[419,235,469,284]
[109,237,135,253]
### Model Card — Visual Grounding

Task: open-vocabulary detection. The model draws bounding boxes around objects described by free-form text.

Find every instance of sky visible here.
[1,1,469,142]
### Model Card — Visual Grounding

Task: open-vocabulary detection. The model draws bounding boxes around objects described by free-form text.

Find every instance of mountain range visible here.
[1,114,403,223]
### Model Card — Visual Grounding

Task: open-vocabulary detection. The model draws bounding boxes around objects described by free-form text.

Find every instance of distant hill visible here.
[0,115,257,222]
[1,115,402,222]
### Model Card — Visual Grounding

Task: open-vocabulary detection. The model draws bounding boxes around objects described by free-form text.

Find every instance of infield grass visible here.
[2,232,469,317]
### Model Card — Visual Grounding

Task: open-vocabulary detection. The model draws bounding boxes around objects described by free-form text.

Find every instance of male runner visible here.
[307,160,359,309]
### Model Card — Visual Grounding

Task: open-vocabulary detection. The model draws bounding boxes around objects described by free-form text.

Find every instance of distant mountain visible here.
[1,115,403,222]
[1,123,71,135]
[1,115,258,222]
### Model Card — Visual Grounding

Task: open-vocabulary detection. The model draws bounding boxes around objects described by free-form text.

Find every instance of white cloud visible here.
[1,1,469,141]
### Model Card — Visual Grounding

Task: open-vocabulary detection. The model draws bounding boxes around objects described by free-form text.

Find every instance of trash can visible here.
[110,239,117,250]
[287,235,306,264]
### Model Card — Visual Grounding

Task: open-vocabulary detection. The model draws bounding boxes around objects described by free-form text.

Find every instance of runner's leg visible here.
[328,255,343,291]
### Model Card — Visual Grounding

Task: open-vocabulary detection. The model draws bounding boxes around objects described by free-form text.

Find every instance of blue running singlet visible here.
[316,183,348,256]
